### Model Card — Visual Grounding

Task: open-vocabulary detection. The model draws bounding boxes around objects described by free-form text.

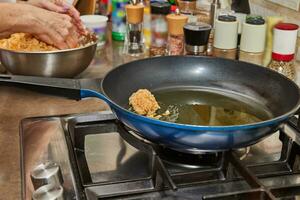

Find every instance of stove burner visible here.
[20,112,300,200]
[150,145,222,169]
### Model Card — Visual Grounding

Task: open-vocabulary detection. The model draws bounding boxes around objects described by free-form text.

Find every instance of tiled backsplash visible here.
[250,0,300,60]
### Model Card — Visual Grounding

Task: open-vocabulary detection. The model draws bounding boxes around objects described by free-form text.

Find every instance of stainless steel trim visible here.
[185,44,206,54]
[30,161,63,190]
[32,184,64,200]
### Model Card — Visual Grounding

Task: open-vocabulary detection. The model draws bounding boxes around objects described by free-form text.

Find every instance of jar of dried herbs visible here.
[268,23,299,80]
[149,2,171,57]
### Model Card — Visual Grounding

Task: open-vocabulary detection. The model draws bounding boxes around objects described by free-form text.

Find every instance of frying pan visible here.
[1,56,300,153]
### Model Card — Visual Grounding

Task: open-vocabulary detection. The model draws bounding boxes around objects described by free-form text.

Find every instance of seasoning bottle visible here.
[143,0,151,49]
[262,16,283,67]
[178,0,196,22]
[212,15,238,60]
[183,22,212,55]
[210,0,220,28]
[166,11,188,55]
[239,15,266,66]
[149,2,171,57]
[268,23,299,80]
[123,4,145,56]
[112,0,128,41]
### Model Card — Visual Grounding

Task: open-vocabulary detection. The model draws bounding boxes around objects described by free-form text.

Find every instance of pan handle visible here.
[0,74,81,100]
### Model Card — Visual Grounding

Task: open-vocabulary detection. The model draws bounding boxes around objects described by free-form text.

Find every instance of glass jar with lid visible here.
[149,2,171,57]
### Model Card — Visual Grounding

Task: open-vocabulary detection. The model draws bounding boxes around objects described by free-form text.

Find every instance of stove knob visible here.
[32,184,64,200]
[30,161,64,190]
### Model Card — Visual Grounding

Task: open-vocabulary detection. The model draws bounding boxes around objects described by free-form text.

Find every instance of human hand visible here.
[16,4,79,49]
[25,0,86,35]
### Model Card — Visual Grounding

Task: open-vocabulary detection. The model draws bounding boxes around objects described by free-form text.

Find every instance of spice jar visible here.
[239,15,266,66]
[143,0,151,49]
[123,4,145,56]
[149,2,171,57]
[177,0,197,23]
[268,23,299,80]
[183,22,211,55]
[262,16,283,67]
[212,15,238,60]
[166,12,188,55]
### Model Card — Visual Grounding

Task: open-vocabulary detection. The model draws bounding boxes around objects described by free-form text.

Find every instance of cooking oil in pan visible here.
[153,89,272,126]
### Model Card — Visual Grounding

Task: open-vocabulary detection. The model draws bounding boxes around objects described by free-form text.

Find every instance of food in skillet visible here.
[129,89,161,117]
[129,89,270,126]
[129,89,178,121]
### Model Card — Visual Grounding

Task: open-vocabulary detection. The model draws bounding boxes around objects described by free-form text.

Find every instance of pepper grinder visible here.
[123,4,145,56]
[166,10,188,55]
[183,22,212,55]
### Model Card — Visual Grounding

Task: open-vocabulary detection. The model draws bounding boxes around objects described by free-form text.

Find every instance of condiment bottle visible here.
[262,16,283,67]
[268,23,299,80]
[123,4,145,56]
[178,0,196,22]
[212,15,238,60]
[143,0,151,49]
[183,22,212,55]
[210,0,220,28]
[239,15,266,66]
[149,2,171,57]
[166,11,188,55]
[112,0,128,41]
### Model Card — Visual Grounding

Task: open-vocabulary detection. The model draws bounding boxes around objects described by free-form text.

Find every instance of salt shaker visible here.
[268,23,299,80]
[212,15,238,60]
[239,15,266,66]
[166,11,188,55]
[123,4,145,56]
[183,22,211,55]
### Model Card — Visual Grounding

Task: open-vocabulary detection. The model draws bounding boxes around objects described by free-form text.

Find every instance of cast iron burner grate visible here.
[60,112,300,200]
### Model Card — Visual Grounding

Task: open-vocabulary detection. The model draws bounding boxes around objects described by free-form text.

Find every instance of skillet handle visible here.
[0,74,81,100]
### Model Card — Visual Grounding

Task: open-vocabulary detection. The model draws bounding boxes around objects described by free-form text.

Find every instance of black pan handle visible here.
[0,74,81,100]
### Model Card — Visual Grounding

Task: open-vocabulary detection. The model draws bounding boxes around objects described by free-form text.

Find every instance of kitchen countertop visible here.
[0,40,139,200]
[0,38,300,199]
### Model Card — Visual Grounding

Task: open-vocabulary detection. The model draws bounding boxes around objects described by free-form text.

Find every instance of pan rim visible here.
[101,56,300,131]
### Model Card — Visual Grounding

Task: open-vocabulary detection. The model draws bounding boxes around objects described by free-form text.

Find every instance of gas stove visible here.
[21,111,300,200]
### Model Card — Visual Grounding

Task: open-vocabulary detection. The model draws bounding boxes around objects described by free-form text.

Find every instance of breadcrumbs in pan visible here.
[0,33,57,51]
[129,89,160,117]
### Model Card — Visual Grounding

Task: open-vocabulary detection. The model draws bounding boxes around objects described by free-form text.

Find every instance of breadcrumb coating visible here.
[0,33,57,51]
[129,89,160,117]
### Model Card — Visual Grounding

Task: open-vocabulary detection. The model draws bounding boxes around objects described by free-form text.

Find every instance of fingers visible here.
[36,33,68,50]
[53,1,86,35]
[40,0,66,13]
[28,6,80,49]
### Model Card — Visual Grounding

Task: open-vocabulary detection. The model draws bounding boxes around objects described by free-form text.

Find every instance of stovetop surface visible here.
[20,111,300,200]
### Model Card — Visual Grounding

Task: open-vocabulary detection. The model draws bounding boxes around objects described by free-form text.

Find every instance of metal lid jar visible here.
[149,2,171,57]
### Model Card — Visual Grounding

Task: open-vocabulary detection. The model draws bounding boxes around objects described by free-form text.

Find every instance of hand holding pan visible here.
[0,56,299,152]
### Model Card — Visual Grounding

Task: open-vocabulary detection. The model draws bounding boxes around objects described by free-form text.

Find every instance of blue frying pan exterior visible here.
[80,89,289,151]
